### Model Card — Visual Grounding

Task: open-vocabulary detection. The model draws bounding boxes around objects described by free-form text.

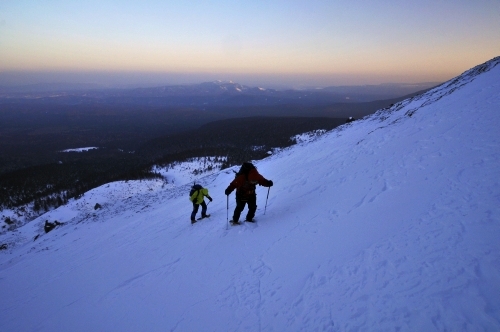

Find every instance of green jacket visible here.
[190,187,211,204]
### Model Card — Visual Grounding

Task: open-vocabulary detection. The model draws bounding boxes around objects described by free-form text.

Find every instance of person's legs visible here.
[200,200,208,217]
[191,203,199,221]
[232,198,247,222]
[246,195,257,221]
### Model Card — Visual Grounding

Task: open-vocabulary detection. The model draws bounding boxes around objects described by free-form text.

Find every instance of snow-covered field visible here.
[0,57,499,331]
[292,129,327,144]
[153,156,228,187]
[60,147,99,152]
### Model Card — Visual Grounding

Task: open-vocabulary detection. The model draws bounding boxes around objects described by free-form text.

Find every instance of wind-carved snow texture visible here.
[0,57,499,331]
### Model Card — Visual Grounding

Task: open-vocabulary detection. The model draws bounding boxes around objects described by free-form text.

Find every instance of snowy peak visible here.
[128,80,269,97]
[199,81,247,93]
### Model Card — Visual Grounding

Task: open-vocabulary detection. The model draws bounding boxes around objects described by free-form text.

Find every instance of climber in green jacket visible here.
[189,184,212,224]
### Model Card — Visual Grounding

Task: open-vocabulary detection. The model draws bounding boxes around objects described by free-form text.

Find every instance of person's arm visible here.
[254,172,273,187]
[225,176,242,195]
[203,188,213,201]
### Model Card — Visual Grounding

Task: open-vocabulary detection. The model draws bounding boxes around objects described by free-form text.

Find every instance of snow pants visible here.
[233,194,257,222]
[191,200,207,220]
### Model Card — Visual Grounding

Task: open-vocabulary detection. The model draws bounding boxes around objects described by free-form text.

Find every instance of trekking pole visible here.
[226,195,229,230]
[264,187,270,215]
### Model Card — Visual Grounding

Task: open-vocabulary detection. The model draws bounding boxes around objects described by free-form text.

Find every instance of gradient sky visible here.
[0,0,499,87]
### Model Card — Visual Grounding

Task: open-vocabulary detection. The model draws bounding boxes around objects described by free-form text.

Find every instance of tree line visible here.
[1,117,345,211]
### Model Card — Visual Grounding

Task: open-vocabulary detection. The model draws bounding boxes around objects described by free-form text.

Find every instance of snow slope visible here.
[1,57,499,331]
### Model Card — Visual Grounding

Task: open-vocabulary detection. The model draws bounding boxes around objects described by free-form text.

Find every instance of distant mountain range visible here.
[0,80,439,107]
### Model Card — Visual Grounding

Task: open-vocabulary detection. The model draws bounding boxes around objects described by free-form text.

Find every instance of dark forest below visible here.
[0,88,420,211]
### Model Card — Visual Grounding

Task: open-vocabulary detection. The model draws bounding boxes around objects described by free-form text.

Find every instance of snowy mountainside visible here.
[0,57,499,331]
[291,129,327,144]
[152,156,228,187]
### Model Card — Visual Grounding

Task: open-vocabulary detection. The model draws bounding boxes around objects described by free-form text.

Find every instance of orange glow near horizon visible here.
[1,1,499,87]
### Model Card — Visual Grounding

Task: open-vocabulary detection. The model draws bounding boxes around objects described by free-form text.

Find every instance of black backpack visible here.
[236,162,257,198]
[236,162,255,178]
[189,184,203,197]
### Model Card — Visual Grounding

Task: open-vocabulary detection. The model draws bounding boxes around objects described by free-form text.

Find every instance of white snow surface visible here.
[60,147,99,152]
[292,129,328,144]
[152,156,227,187]
[1,57,500,331]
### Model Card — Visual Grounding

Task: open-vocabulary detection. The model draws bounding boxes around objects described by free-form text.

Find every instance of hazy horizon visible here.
[0,70,445,90]
[1,1,499,88]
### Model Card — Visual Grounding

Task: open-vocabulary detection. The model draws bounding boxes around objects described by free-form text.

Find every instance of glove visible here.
[268,180,273,187]
[208,197,213,202]
[224,188,231,196]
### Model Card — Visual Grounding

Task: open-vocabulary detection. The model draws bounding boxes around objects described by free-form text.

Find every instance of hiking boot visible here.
[191,219,197,224]
[230,220,240,226]
[245,219,255,223]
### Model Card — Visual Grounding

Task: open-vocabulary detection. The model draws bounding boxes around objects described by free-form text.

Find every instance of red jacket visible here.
[226,168,272,197]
